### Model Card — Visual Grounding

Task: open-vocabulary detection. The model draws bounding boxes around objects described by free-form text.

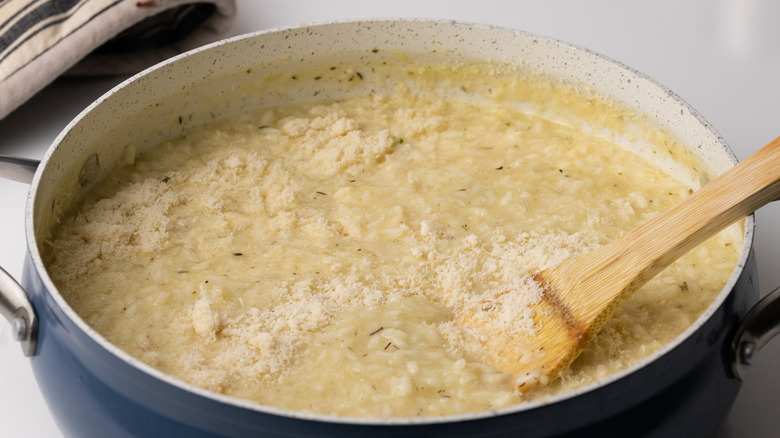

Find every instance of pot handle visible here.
[0,156,40,356]
[0,267,38,357]
[731,285,780,380]
[0,155,40,184]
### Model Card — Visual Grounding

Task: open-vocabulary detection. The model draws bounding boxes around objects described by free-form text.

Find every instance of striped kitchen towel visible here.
[0,0,236,119]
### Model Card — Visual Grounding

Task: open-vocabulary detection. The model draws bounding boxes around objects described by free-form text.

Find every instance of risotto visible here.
[42,60,741,417]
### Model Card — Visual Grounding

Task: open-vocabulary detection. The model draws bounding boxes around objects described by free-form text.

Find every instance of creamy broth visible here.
[43,61,740,417]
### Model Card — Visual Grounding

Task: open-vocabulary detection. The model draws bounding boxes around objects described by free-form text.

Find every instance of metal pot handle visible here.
[731,285,780,380]
[0,155,40,356]
[0,266,37,356]
[0,155,39,184]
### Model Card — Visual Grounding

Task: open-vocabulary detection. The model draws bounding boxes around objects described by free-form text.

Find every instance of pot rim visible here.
[23,17,755,426]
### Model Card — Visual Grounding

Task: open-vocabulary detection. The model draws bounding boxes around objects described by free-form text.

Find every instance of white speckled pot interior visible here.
[28,19,752,427]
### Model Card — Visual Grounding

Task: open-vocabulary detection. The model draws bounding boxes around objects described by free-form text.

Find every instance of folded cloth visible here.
[0,0,237,119]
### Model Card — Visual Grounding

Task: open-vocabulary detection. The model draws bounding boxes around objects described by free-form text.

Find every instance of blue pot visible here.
[1,20,775,437]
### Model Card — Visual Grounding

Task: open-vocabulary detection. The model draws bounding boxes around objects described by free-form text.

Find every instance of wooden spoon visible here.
[457,135,780,391]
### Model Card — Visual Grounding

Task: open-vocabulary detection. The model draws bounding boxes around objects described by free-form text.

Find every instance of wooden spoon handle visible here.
[460,136,780,390]
[488,136,780,389]
[568,135,780,324]
[622,135,780,276]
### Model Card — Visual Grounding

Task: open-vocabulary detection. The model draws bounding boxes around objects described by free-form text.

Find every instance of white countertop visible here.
[2,1,779,436]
